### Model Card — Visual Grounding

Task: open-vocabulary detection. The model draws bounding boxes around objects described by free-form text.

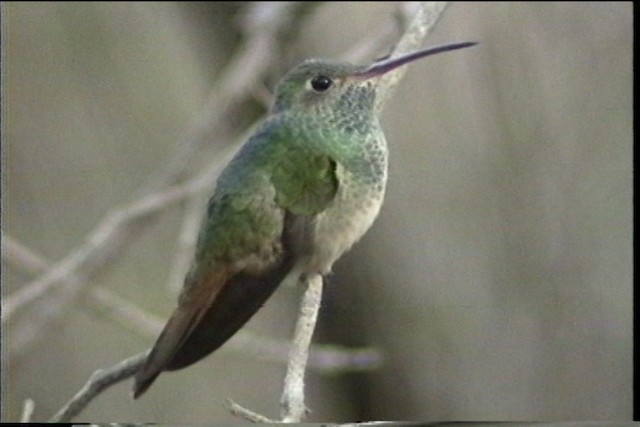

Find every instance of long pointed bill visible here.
[354,41,478,79]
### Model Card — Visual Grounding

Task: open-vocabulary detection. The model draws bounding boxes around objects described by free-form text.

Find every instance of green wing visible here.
[270,145,338,216]
[192,119,339,275]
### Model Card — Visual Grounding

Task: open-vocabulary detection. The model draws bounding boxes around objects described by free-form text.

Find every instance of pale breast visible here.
[306,158,387,275]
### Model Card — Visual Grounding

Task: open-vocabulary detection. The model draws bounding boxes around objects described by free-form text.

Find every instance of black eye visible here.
[310,75,333,92]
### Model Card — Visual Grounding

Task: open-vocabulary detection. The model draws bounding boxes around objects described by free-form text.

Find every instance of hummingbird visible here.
[133,41,476,398]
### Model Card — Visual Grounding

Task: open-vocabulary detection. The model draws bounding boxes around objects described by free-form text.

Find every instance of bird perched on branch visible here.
[133,41,476,398]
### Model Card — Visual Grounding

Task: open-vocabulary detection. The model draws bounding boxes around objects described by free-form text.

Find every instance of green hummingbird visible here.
[133,41,476,398]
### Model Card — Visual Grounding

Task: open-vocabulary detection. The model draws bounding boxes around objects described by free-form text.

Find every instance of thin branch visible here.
[20,399,35,423]
[280,274,323,422]
[2,235,49,274]
[374,1,449,113]
[49,351,150,423]
[230,275,324,423]
[229,399,277,423]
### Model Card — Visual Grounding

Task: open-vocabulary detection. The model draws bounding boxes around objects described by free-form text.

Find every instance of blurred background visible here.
[1,2,632,423]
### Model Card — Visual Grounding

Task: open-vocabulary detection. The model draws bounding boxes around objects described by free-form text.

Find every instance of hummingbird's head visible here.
[271,42,478,120]
[272,60,375,118]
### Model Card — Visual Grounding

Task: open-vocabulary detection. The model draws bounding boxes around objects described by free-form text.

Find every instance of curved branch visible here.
[49,352,150,423]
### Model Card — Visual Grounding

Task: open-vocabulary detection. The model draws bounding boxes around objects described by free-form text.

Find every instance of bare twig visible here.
[49,351,150,423]
[280,274,323,422]
[229,399,277,423]
[374,1,449,113]
[2,235,50,274]
[20,399,35,423]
